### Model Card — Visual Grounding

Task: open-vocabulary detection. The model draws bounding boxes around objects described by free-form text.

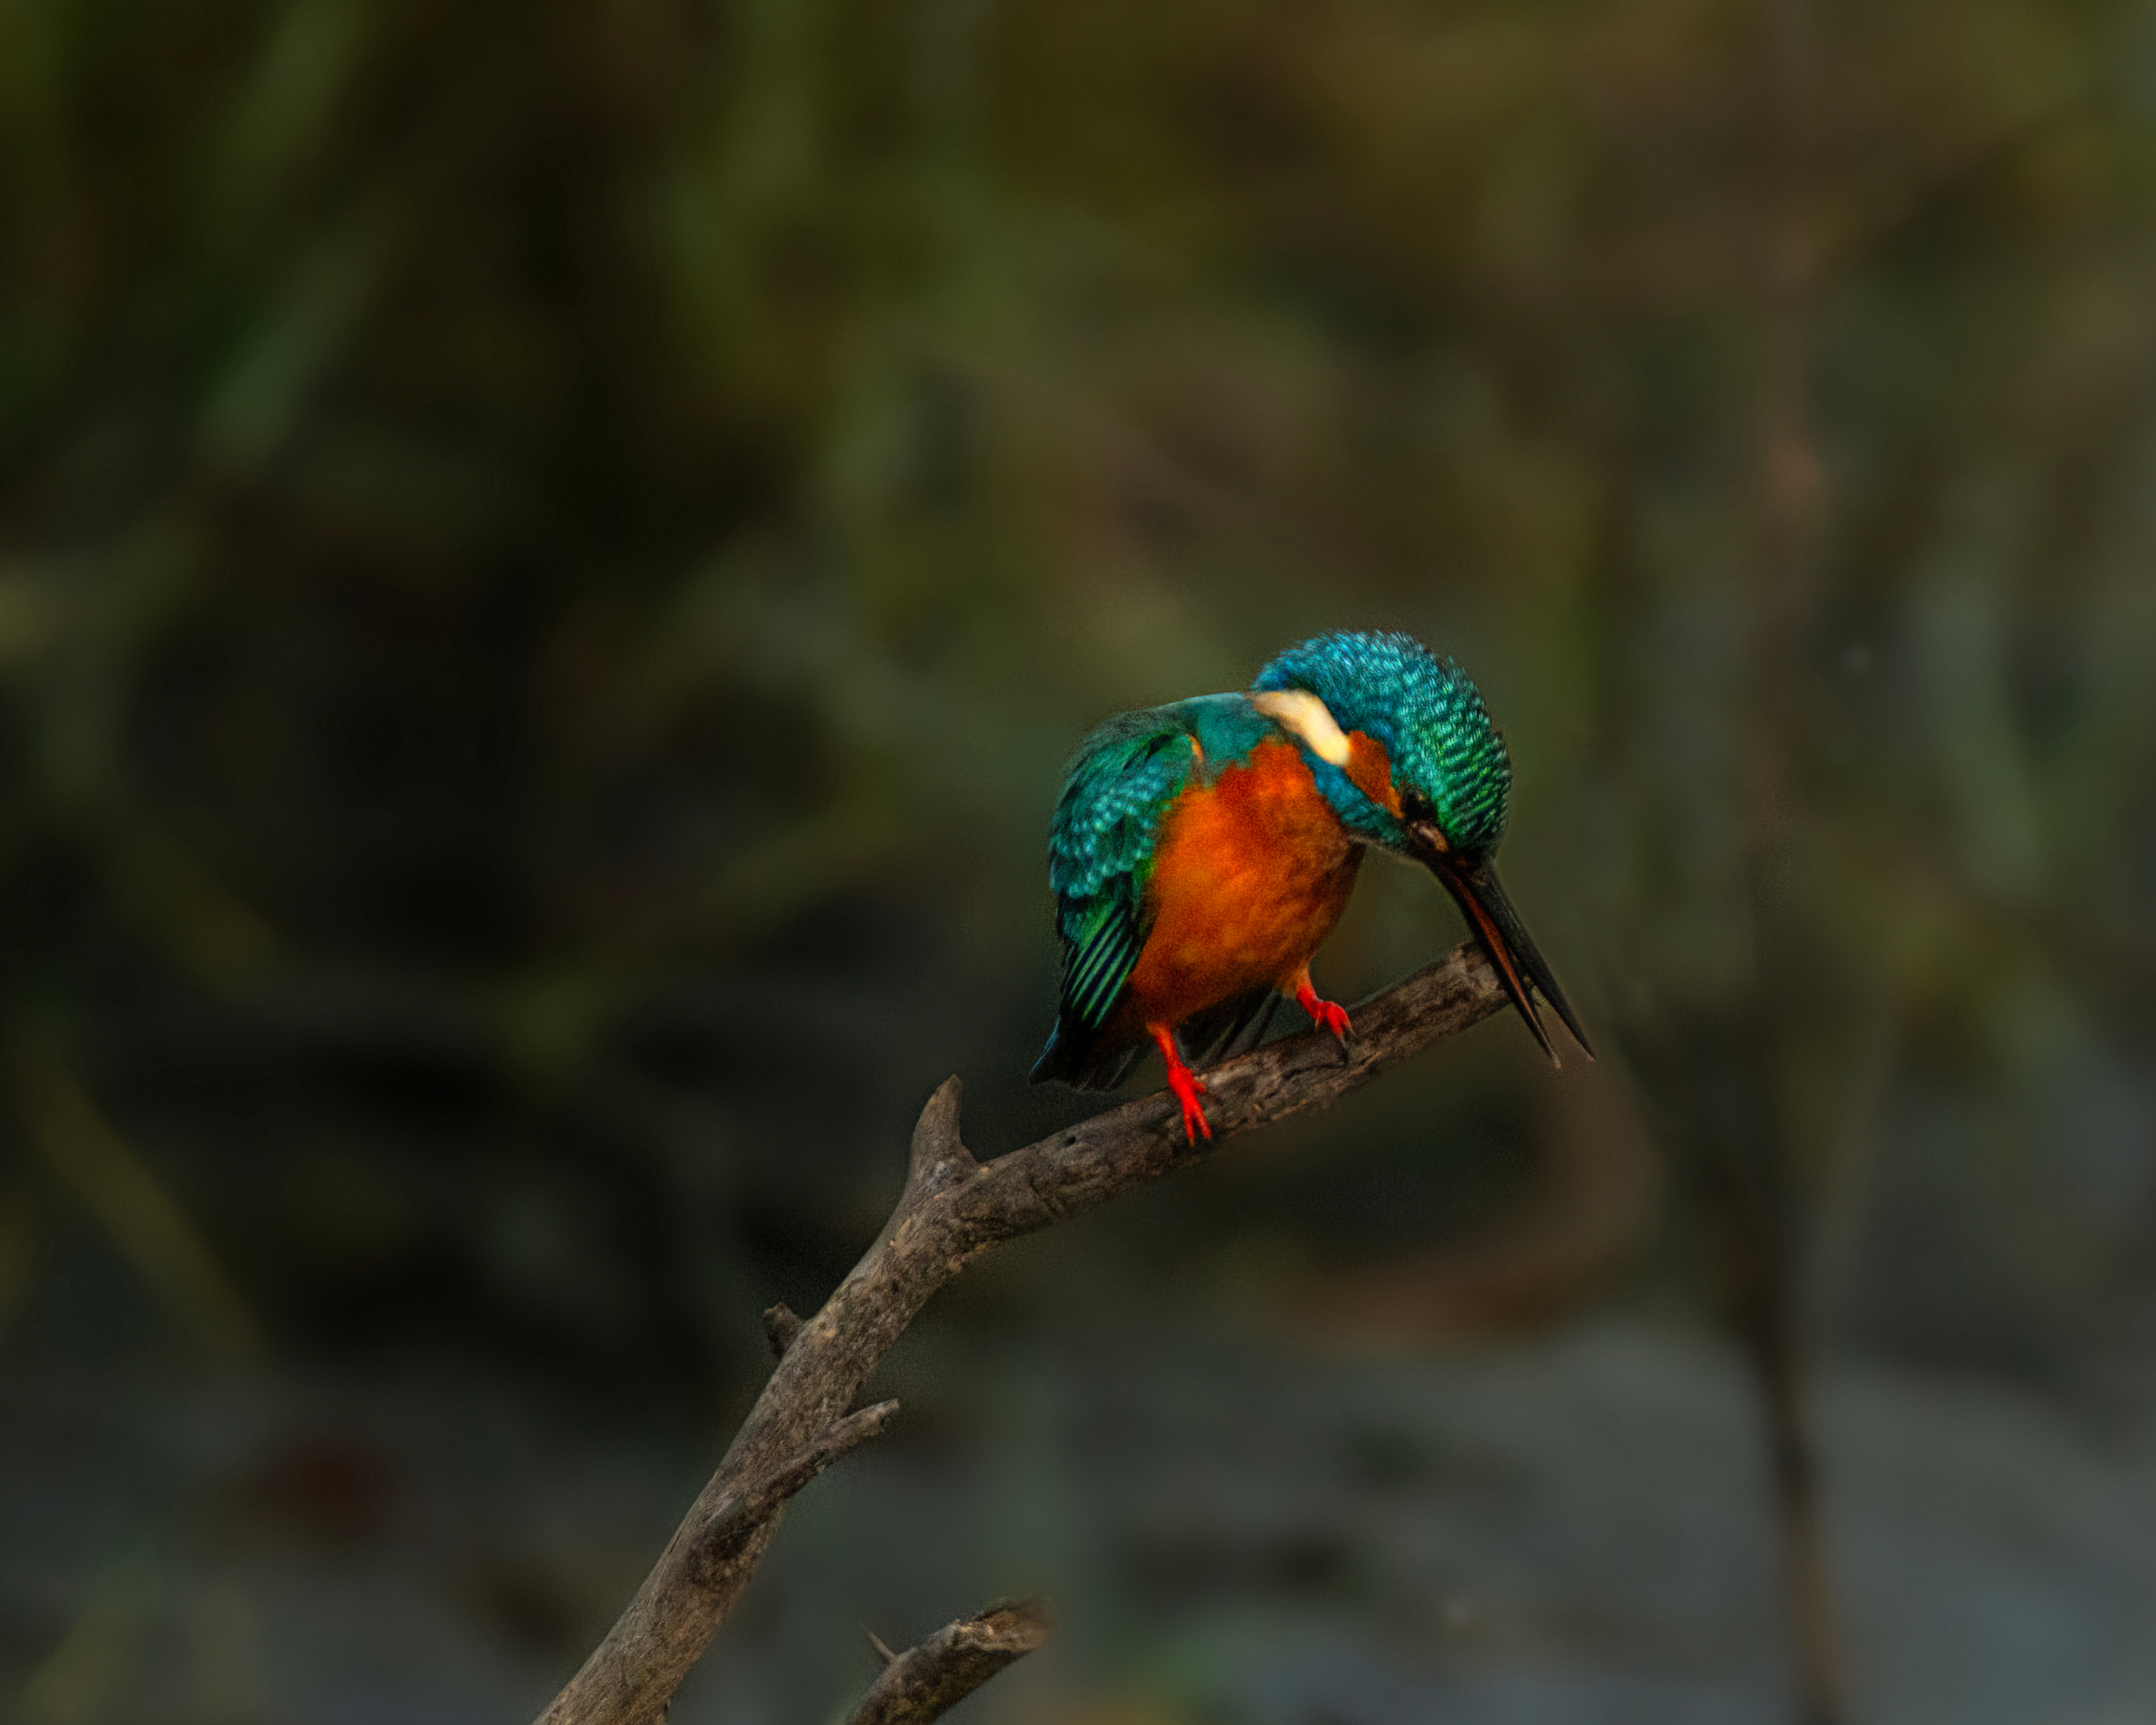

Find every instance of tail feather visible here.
[1029,1014,1146,1089]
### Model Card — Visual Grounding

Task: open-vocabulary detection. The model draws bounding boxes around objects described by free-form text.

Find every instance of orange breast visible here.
[1106,738,1361,1039]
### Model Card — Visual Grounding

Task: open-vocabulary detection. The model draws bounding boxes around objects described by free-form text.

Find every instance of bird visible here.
[1030,628,1591,1144]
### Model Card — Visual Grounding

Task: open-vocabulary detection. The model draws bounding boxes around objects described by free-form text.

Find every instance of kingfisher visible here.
[1031,629,1591,1143]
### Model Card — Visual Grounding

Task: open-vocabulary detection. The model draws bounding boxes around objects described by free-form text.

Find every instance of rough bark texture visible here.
[534,940,1510,1725]
[842,1598,1056,1724]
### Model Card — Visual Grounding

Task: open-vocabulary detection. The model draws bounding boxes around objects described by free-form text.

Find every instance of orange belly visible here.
[1105,738,1360,1041]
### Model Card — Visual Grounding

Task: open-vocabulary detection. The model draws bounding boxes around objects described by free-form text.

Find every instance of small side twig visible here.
[843,1598,1054,1725]
[686,1401,898,1590]
[762,1302,804,1361]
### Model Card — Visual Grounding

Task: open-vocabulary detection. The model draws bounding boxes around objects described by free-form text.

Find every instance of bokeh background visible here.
[5,0,2156,1720]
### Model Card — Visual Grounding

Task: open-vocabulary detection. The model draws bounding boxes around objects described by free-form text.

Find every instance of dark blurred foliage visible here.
[5,0,2156,1717]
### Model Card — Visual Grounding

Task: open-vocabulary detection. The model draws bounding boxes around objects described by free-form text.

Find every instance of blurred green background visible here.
[4,0,2156,1719]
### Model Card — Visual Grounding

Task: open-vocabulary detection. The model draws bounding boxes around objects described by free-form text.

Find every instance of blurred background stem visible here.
[1742,0,1845,1719]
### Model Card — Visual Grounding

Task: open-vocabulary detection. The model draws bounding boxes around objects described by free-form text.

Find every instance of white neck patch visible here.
[1250,688,1352,766]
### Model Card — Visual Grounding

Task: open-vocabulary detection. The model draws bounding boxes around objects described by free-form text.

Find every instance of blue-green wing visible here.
[1048,709,1195,1025]
[1032,694,1279,1087]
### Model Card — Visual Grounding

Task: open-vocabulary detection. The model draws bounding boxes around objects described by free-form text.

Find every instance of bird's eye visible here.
[1399,789,1436,826]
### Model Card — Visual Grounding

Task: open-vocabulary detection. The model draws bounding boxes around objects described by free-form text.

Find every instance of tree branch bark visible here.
[535,939,1510,1725]
[842,1597,1054,1724]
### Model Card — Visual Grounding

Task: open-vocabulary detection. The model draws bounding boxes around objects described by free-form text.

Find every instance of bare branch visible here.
[535,940,1509,1725]
[842,1598,1054,1725]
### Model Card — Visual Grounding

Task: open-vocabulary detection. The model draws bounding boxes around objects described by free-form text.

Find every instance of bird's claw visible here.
[1296,983,1354,1056]
[1148,1024,1215,1145]
[1166,1060,1213,1145]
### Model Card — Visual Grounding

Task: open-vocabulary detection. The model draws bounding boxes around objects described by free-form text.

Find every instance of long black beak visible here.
[1411,830,1593,1067]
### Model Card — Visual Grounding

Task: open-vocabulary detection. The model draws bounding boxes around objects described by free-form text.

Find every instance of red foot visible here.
[1294,980,1353,1048]
[1149,1024,1213,1145]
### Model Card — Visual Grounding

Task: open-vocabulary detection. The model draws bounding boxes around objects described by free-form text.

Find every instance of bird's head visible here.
[1250,629,1591,1063]
[1251,629,1509,856]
